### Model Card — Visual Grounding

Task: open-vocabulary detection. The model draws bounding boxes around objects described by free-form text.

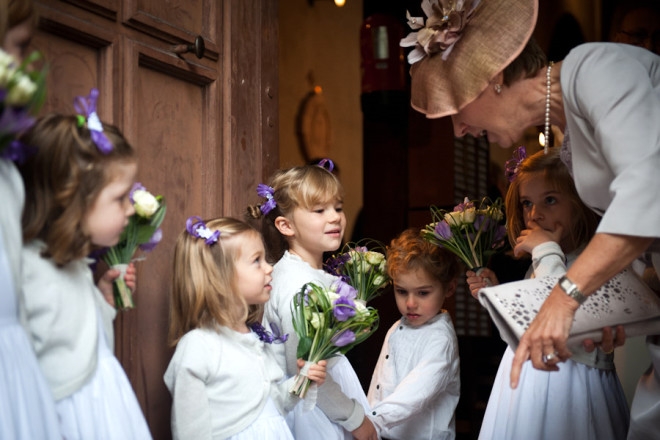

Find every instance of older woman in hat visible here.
[403,0,660,438]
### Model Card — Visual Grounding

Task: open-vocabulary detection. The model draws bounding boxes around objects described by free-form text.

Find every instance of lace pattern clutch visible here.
[478,268,660,350]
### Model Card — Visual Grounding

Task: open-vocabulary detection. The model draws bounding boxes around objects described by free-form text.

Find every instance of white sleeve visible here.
[530,241,566,278]
[370,332,458,433]
[164,334,214,440]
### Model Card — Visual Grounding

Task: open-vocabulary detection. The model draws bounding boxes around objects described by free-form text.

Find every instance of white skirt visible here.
[228,398,293,440]
[56,311,152,440]
[479,347,629,440]
[289,354,369,440]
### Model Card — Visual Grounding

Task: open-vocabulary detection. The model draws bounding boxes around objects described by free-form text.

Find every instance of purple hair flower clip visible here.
[257,183,276,215]
[317,158,334,172]
[73,88,113,154]
[186,216,220,245]
[504,146,527,183]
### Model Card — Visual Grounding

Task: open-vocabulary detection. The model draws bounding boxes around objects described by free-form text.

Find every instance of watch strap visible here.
[558,275,588,305]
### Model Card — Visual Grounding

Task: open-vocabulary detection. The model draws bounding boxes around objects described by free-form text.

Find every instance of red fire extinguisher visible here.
[360,14,406,94]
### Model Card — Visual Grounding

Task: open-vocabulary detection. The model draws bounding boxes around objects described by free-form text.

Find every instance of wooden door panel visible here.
[114,40,219,439]
[124,0,220,60]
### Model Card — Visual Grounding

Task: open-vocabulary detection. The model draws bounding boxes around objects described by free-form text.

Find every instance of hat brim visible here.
[410,0,538,119]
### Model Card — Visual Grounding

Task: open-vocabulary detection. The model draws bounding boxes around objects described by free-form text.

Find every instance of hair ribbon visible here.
[186,216,220,245]
[73,88,113,154]
[257,183,276,215]
[504,145,527,182]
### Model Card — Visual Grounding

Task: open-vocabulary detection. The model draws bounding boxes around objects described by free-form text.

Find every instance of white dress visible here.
[265,251,370,439]
[56,307,153,440]
[0,159,60,439]
[478,243,629,439]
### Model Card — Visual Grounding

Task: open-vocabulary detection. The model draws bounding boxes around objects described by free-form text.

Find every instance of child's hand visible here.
[465,268,499,299]
[97,262,137,306]
[582,325,626,354]
[297,359,327,386]
[351,416,378,440]
[514,220,563,257]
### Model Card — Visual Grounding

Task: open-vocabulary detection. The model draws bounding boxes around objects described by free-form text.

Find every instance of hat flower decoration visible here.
[400,0,481,64]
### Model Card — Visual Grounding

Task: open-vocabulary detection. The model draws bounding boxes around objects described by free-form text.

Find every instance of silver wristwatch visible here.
[558,275,588,305]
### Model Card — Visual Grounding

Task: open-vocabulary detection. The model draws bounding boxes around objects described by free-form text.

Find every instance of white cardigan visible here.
[164,326,298,440]
[21,240,116,400]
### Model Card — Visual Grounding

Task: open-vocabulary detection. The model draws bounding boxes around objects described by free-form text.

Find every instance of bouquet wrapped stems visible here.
[290,281,379,399]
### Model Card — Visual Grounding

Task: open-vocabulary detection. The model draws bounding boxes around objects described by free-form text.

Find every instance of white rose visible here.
[463,207,476,224]
[365,251,384,266]
[372,275,387,288]
[444,211,463,227]
[354,300,370,321]
[5,74,36,106]
[310,312,324,329]
[133,189,159,217]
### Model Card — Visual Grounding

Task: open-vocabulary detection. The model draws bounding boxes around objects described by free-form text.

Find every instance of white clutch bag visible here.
[478,268,660,350]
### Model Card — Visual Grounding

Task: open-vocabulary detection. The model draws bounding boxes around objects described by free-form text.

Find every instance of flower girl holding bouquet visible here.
[17,90,151,439]
[368,227,461,440]
[247,161,378,440]
[164,216,327,439]
[468,147,629,439]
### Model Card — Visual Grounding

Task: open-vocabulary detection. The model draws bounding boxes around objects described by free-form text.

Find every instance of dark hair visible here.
[19,113,137,266]
[386,228,461,290]
[504,148,599,256]
[502,37,548,86]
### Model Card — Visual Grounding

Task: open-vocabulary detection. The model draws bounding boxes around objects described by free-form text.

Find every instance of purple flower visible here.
[129,182,146,204]
[139,228,162,252]
[493,225,507,244]
[256,183,276,215]
[333,296,356,322]
[324,252,350,278]
[434,221,453,240]
[332,329,356,347]
[333,279,357,300]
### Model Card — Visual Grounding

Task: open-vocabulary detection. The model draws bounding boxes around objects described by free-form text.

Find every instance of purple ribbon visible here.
[317,158,334,172]
[185,216,220,245]
[73,88,113,154]
[256,183,276,215]
[504,146,527,183]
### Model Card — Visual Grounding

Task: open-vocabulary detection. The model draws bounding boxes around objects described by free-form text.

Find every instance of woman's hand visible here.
[351,416,378,440]
[465,267,499,298]
[514,221,563,257]
[582,325,626,354]
[510,285,579,388]
[97,262,137,307]
[297,359,327,386]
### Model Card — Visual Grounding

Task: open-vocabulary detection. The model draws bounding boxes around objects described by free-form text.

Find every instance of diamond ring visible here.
[542,352,558,364]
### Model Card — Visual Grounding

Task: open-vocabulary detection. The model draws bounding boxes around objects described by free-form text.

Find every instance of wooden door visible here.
[32,1,278,437]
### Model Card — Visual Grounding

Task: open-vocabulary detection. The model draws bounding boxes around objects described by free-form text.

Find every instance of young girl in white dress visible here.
[164,216,327,439]
[17,91,152,439]
[248,161,377,440]
[466,147,629,439]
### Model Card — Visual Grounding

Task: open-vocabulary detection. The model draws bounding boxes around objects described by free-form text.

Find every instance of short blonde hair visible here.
[168,217,264,345]
[247,164,344,262]
[505,148,599,255]
[386,228,460,290]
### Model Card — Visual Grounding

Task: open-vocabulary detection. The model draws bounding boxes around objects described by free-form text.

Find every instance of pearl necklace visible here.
[544,61,554,154]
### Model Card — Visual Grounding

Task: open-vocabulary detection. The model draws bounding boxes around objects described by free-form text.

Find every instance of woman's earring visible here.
[494,84,502,94]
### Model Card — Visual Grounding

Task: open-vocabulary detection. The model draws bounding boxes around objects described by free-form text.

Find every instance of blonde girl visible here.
[164,216,326,440]
[467,148,629,440]
[248,161,377,440]
[18,90,151,439]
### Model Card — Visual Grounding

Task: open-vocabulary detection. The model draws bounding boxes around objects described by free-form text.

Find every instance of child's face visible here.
[82,162,137,248]
[519,172,573,249]
[393,267,453,327]
[286,199,346,260]
[233,233,273,306]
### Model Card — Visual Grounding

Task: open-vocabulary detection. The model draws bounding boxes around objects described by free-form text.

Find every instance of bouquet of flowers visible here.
[0,49,46,161]
[103,183,166,309]
[290,280,379,398]
[421,197,506,271]
[324,240,390,303]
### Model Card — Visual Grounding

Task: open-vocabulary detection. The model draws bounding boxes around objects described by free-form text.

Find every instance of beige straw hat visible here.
[406,0,538,119]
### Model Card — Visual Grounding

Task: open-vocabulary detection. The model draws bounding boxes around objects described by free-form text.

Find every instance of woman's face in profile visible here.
[3,20,33,62]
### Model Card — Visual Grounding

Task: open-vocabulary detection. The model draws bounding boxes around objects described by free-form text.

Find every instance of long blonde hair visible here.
[247,164,344,262]
[168,217,264,345]
[505,148,599,255]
